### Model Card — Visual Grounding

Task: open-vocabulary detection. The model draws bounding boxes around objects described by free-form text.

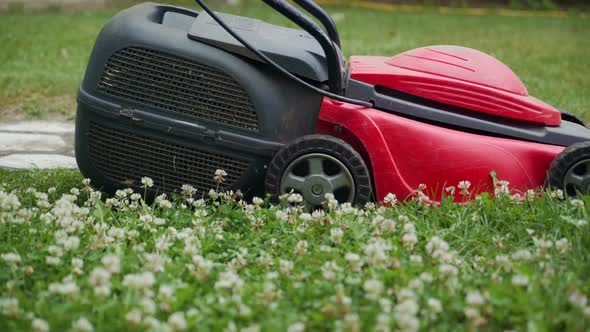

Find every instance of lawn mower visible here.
[75,0,590,207]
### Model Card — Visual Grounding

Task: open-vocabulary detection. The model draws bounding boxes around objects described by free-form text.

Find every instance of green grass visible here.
[1,170,590,331]
[0,1,589,119]
[1,3,590,331]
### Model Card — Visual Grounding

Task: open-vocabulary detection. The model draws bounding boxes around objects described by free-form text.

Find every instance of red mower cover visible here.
[349,45,562,126]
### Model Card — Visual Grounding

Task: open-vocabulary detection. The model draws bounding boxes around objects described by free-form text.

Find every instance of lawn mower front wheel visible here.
[265,135,372,209]
[548,141,590,196]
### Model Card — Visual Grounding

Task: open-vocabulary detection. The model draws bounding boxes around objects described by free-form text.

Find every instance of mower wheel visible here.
[265,135,372,209]
[560,111,586,127]
[548,141,590,196]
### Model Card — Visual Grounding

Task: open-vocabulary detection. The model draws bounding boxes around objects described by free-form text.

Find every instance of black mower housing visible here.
[75,3,327,196]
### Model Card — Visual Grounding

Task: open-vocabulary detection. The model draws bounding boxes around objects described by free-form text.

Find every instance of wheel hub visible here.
[311,184,324,195]
[279,153,355,208]
[302,175,333,206]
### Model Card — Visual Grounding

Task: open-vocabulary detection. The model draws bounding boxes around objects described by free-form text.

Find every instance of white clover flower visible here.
[511,274,529,287]
[0,191,21,211]
[511,249,532,262]
[0,297,19,317]
[62,236,80,251]
[249,196,263,206]
[363,279,383,301]
[144,253,166,273]
[257,252,274,269]
[445,186,456,195]
[439,264,458,280]
[143,316,161,329]
[402,232,418,251]
[192,255,214,282]
[465,291,485,307]
[464,307,484,326]
[568,289,588,308]
[47,245,63,258]
[427,298,442,314]
[45,256,62,266]
[139,298,156,315]
[168,312,187,331]
[141,177,154,188]
[409,255,423,266]
[571,199,584,209]
[275,210,289,222]
[379,218,396,233]
[126,309,142,325]
[330,227,344,244]
[214,169,228,183]
[375,313,390,332]
[214,270,244,292]
[343,313,360,331]
[323,193,339,210]
[294,240,308,256]
[181,184,196,197]
[32,318,50,332]
[71,258,84,275]
[1,252,21,265]
[312,210,325,220]
[89,267,112,296]
[364,239,389,268]
[394,296,419,332]
[280,260,294,275]
[533,237,553,259]
[345,252,362,272]
[383,193,397,205]
[555,238,569,254]
[457,180,471,191]
[49,277,79,297]
[420,272,434,283]
[71,317,93,332]
[100,255,121,274]
[122,272,156,289]
[288,193,304,204]
[287,322,305,332]
[550,188,564,199]
[321,261,340,280]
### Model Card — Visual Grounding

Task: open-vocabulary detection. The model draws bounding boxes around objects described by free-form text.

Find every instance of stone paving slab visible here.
[0,121,75,134]
[0,154,78,170]
[0,133,67,152]
[0,121,77,170]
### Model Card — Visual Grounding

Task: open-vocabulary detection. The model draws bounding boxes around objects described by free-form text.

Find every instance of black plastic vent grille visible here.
[97,47,259,131]
[87,122,250,194]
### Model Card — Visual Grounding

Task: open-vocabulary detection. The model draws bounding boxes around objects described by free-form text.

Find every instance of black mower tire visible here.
[547,141,590,196]
[560,111,586,127]
[265,134,372,207]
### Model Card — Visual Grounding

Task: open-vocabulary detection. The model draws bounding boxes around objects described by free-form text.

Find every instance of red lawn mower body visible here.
[77,1,590,206]
[317,46,567,201]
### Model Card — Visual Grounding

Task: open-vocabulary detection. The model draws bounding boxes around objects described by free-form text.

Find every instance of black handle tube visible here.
[261,0,343,95]
[293,0,341,48]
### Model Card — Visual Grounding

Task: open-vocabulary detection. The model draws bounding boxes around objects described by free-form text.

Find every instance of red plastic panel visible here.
[349,46,561,126]
[318,98,564,202]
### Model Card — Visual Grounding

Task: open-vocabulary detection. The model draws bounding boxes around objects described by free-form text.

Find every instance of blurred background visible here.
[0,0,588,123]
[1,0,589,12]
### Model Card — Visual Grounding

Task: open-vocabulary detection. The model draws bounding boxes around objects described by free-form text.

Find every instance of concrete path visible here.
[0,121,78,170]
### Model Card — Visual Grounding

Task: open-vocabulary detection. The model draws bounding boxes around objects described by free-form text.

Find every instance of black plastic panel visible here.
[87,121,250,194]
[188,11,331,82]
[98,47,259,132]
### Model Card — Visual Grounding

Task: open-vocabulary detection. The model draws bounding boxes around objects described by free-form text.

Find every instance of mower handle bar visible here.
[292,0,341,48]
[261,0,344,95]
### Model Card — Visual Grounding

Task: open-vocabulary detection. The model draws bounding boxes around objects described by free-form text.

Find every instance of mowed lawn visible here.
[1,2,590,332]
[0,1,589,120]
